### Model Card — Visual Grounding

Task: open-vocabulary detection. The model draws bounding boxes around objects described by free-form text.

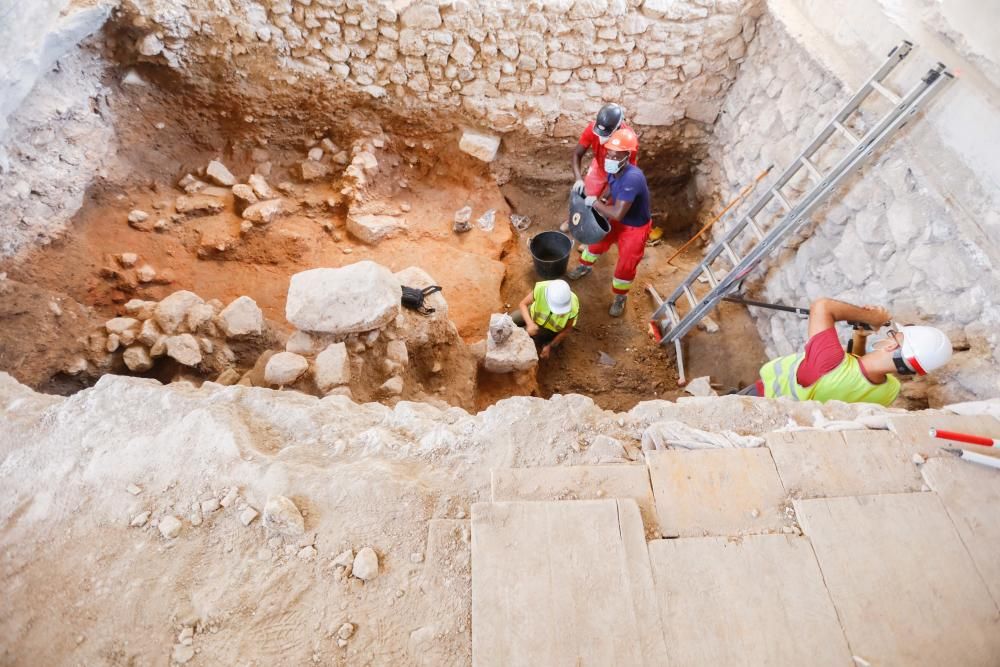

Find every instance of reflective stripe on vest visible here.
[761,353,805,400]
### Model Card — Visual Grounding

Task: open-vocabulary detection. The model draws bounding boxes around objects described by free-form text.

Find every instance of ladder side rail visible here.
[660,65,949,345]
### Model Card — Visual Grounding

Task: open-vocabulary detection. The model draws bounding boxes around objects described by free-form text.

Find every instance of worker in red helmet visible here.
[571,103,639,198]
[566,127,652,318]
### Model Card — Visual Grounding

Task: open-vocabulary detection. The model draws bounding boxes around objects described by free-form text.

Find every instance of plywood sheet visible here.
[648,534,852,666]
[646,448,788,537]
[796,493,1000,666]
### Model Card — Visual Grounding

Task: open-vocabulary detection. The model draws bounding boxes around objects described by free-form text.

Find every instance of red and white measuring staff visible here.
[929,428,1000,448]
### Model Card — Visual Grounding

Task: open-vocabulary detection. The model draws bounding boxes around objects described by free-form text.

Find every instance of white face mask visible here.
[865,337,892,354]
[597,135,610,145]
[604,156,624,174]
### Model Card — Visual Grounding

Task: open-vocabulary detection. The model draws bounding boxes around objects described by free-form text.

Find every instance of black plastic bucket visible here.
[567,192,611,245]
[529,231,572,279]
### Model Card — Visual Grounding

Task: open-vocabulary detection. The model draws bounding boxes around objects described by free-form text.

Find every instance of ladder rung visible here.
[870,80,902,105]
[747,216,765,240]
[666,302,680,326]
[722,241,741,266]
[681,284,697,309]
[772,189,792,211]
[702,265,719,288]
[800,156,824,182]
[833,120,861,145]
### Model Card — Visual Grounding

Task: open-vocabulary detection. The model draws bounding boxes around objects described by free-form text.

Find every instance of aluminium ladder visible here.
[649,41,952,381]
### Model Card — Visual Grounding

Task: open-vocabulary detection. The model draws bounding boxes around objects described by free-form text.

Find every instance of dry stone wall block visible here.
[242,199,284,224]
[155,291,205,334]
[175,195,224,216]
[123,345,153,372]
[314,342,351,393]
[265,351,309,386]
[285,262,402,334]
[165,334,203,367]
[219,296,264,337]
[458,130,501,162]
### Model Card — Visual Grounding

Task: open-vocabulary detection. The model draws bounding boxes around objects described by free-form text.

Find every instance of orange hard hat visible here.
[606,127,638,153]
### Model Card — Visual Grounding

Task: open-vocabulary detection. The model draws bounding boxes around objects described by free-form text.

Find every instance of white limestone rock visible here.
[285,330,317,355]
[248,173,276,199]
[175,194,225,215]
[165,334,203,367]
[263,495,305,536]
[123,345,153,372]
[155,291,205,334]
[219,296,264,337]
[206,159,236,187]
[458,130,501,162]
[352,547,379,580]
[158,515,182,539]
[346,213,406,245]
[379,376,404,396]
[106,317,140,337]
[314,343,351,393]
[242,199,284,224]
[285,262,401,334]
[484,314,537,373]
[386,340,409,367]
[265,351,309,386]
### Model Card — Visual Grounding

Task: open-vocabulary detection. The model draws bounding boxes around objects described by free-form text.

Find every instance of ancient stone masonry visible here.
[119,0,763,138]
[697,14,1000,407]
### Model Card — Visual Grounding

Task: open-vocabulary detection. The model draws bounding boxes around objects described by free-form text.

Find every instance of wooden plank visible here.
[922,457,1000,607]
[889,413,1000,457]
[768,430,922,498]
[648,535,852,666]
[646,448,789,537]
[471,499,658,667]
[796,493,1000,666]
[491,465,658,536]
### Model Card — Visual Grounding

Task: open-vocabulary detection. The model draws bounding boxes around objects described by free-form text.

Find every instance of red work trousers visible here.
[579,218,652,294]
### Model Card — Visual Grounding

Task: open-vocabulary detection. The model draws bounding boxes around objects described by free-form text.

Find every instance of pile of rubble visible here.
[92,289,270,382]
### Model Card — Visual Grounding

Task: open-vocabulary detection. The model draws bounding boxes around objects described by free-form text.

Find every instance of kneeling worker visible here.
[740,297,952,406]
[511,279,579,359]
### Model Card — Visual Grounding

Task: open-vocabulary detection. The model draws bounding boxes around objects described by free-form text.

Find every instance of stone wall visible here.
[119,0,762,141]
[698,7,1000,406]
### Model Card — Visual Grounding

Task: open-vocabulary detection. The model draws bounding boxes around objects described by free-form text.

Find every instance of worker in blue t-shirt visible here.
[566,127,652,317]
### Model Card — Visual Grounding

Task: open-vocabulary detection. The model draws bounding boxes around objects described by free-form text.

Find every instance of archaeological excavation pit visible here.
[3,0,1000,665]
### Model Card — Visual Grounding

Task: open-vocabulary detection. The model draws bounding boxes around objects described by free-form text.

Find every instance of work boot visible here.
[609,294,627,318]
[566,265,592,280]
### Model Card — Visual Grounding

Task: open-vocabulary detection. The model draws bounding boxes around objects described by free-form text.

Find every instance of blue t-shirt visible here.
[608,164,650,228]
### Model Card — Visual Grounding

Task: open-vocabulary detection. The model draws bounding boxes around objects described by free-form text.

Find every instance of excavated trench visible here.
[0,29,769,413]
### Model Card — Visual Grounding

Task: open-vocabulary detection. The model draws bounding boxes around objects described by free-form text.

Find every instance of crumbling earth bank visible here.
[0,370,900,665]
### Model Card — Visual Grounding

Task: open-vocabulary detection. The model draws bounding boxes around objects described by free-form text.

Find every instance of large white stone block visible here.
[458,130,501,162]
[285,262,401,334]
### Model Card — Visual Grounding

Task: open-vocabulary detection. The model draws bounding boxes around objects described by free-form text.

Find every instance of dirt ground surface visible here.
[0,71,768,410]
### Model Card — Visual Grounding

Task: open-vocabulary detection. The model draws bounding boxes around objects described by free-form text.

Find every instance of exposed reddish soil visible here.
[0,69,768,410]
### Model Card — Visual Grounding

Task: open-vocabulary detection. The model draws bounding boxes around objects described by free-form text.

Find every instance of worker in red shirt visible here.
[561,104,639,232]
[572,103,639,197]
[739,297,953,405]
[566,128,651,317]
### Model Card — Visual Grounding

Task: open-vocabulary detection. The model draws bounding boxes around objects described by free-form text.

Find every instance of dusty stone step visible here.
[648,534,852,666]
[888,413,1000,457]
[767,429,923,499]
[490,464,658,537]
[471,499,666,667]
[646,448,790,538]
[796,493,1000,666]
[922,457,1000,607]
[408,519,471,666]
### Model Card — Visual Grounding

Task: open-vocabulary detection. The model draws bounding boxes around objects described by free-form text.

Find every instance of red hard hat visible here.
[606,127,638,153]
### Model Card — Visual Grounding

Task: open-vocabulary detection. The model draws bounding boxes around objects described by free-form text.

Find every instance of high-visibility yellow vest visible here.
[529,281,580,333]
[759,351,900,406]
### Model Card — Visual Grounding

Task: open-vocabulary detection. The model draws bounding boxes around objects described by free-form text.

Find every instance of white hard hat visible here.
[899,325,952,375]
[546,280,573,315]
